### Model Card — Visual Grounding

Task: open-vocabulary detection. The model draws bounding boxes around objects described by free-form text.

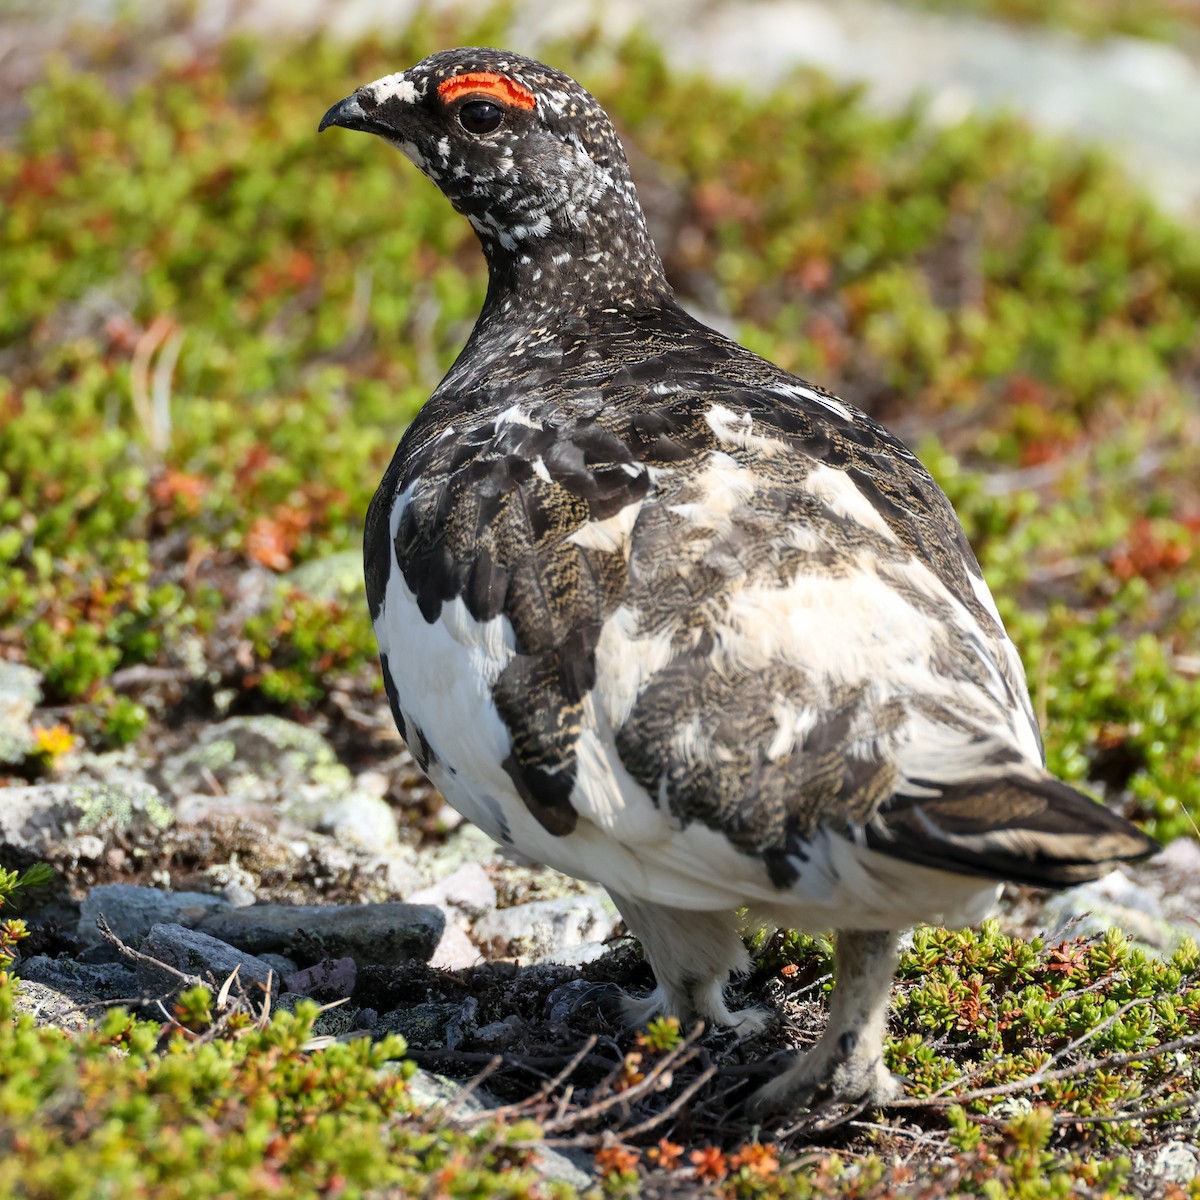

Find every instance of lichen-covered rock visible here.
[375,1002,464,1050]
[196,901,444,966]
[10,978,93,1033]
[0,779,172,856]
[402,1068,593,1189]
[77,884,232,947]
[161,716,352,810]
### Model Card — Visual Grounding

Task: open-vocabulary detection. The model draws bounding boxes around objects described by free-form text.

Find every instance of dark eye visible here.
[458,100,504,135]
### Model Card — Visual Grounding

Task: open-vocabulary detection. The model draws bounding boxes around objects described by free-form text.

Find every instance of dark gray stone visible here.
[78,884,232,946]
[196,901,444,967]
[138,923,278,997]
[16,955,138,1004]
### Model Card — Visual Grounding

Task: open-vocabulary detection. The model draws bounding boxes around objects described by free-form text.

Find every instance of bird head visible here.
[320,47,651,263]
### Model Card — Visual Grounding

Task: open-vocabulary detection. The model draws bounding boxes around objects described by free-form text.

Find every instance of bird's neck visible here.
[474,209,673,325]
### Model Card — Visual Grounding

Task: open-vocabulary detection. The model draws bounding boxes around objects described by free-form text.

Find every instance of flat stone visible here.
[283,956,358,1001]
[138,923,278,997]
[78,884,232,947]
[472,893,619,961]
[196,901,444,966]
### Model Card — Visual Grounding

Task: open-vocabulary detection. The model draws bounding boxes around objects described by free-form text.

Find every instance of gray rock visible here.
[161,716,352,810]
[406,862,496,921]
[1039,868,1187,956]
[473,893,619,961]
[78,884,232,947]
[17,955,138,1004]
[537,940,612,967]
[474,1015,525,1049]
[286,784,400,853]
[0,661,41,722]
[138,923,278,997]
[0,779,172,853]
[257,953,298,977]
[196,901,444,966]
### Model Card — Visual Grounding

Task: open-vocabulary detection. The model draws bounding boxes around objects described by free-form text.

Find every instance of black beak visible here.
[319,93,377,134]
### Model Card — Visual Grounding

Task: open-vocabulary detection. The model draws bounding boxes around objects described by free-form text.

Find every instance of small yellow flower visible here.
[33,725,76,759]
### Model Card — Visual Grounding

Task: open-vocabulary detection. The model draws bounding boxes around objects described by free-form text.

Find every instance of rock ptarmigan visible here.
[319,48,1158,1113]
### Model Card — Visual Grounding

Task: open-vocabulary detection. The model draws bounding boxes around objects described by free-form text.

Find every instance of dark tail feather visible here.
[865,771,1159,888]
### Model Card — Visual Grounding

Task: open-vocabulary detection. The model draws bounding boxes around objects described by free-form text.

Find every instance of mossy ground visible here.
[2,5,1199,1197]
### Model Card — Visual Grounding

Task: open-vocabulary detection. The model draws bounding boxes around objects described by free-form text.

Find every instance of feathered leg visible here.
[607,892,771,1036]
[749,928,902,1115]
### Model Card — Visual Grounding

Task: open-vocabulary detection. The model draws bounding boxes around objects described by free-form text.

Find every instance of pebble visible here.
[283,956,358,1001]
[77,883,232,947]
[196,900,444,966]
